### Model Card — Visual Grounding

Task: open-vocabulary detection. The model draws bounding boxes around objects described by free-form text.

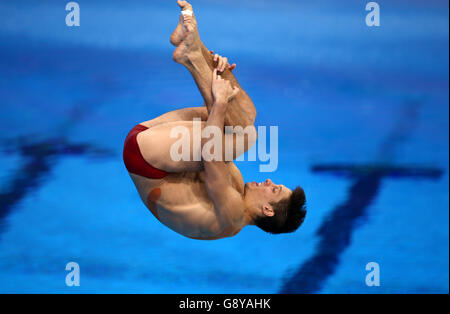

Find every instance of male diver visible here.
[123,1,306,240]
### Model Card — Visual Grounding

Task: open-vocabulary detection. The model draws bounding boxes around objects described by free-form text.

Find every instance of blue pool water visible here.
[0,0,448,293]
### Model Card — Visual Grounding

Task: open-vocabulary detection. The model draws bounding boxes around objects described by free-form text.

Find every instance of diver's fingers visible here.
[221,57,228,72]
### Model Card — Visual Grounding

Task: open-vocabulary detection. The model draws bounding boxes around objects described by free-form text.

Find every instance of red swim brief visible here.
[123,124,169,179]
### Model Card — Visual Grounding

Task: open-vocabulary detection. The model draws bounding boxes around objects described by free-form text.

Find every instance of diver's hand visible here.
[211,50,237,72]
[212,69,239,103]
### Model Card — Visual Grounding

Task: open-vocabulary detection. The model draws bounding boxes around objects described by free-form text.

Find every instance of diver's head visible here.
[244,179,306,234]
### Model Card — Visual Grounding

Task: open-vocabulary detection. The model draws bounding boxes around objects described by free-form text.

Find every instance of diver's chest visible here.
[199,170,244,194]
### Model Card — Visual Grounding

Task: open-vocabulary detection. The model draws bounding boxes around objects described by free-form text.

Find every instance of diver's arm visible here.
[202,70,242,223]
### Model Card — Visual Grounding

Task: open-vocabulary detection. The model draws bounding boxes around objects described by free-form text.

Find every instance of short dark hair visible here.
[254,186,307,234]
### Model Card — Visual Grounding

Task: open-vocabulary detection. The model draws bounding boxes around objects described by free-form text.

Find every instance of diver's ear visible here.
[262,204,275,217]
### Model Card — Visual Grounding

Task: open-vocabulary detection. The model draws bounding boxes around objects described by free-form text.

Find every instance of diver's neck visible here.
[242,206,257,226]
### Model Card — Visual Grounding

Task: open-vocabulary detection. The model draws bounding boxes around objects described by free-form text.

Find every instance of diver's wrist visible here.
[213,99,227,108]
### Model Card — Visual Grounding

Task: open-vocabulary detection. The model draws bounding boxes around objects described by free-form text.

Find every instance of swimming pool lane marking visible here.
[0,136,113,237]
[280,100,444,293]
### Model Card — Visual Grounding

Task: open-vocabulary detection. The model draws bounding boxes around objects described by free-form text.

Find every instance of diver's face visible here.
[245,179,292,205]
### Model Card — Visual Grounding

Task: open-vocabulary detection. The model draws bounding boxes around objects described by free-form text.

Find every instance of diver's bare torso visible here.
[128,162,245,240]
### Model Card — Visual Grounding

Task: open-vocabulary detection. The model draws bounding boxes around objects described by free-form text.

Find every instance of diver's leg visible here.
[139,107,208,129]
[171,1,257,128]
[137,120,255,173]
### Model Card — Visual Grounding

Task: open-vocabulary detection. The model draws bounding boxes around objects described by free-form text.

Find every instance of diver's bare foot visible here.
[170,1,196,46]
[170,15,184,46]
[172,1,201,63]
